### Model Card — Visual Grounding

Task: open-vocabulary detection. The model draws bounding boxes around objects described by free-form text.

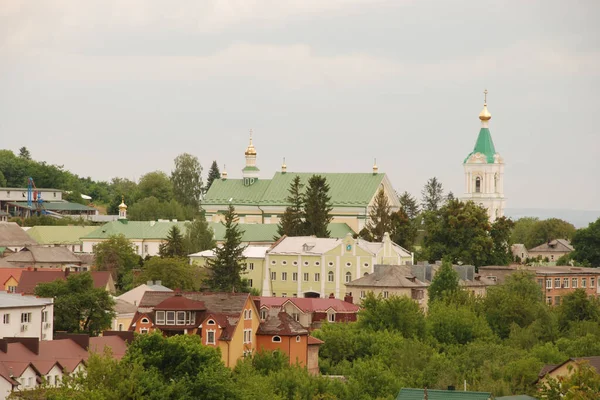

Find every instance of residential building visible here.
[256,308,321,373]
[527,239,574,262]
[203,133,400,233]
[111,298,138,332]
[0,333,129,400]
[256,296,360,330]
[0,291,54,341]
[396,388,493,400]
[116,281,172,306]
[0,269,27,293]
[262,233,412,299]
[345,265,429,309]
[2,246,83,269]
[0,223,38,253]
[462,90,505,222]
[537,356,600,386]
[81,218,353,257]
[16,270,116,295]
[511,244,529,262]
[25,226,98,253]
[479,265,600,305]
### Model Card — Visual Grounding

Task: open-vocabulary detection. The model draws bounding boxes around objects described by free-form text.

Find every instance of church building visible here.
[203,131,400,233]
[462,90,506,222]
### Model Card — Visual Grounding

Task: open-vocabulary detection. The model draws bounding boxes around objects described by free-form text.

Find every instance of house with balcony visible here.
[0,292,54,341]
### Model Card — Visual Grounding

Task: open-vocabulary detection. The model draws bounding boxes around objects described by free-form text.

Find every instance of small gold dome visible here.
[118,196,127,209]
[479,104,491,121]
[245,129,257,156]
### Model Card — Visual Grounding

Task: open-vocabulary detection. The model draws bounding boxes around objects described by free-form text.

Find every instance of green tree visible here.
[138,171,173,202]
[205,160,221,192]
[571,218,600,267]
[303,175,333,238]
[159,226,186,258]
[421,177,444,212]
[34,273,115,336]
[205,204,248,292]
[184,215,215,254]
[171,153,203,208]
[489,216,515,265]
[538,360,600,399]
[557,289,600,331]
[428,258,460,303]
[361,189,392,242]
[399,191,420,220]
[107,178,139,214]
[136,257,201,290]
[390,208,417,250]
[93,234,141,291]
[511,217,539,248]
[18,146,32,160]
[277,175,305,238]
[423,199,493,267]
[358,292,426,339]
[0,170,6,187]
[427,301,494,345]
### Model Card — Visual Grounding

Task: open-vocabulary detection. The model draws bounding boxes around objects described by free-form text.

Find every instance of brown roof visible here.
[257,309,309,336]
[346,265,428,288]
[258,297,360,313]
[4,246,82,264]
[308,336,324,345]
[529,239,574,253]
[0,268,26,286]
[17,270,113,294]
[0,222,38,247]
[155,294,206,311]
[114,298,138,314]
[539,357,600,380]
[139,291,250,316]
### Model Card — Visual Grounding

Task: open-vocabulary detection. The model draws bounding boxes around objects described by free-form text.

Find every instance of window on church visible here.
[475,177,481,193]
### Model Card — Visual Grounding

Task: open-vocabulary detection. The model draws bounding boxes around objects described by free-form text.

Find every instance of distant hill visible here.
[505,208,600,229]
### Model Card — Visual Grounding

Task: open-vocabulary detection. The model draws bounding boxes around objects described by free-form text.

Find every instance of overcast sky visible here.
[1,0,598,210]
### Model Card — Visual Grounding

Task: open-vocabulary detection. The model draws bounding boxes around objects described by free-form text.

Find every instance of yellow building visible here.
[191,233,413,299]
[203,133,400,233]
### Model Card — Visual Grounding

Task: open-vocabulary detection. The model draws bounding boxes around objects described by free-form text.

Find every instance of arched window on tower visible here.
[475,177,481,193]
[494,173,498,193]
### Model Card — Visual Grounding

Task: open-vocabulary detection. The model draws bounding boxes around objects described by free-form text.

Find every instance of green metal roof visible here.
[464,128,497,163]
[204,172,385,207]
[242,166,260,172]
[396,388,492,400]
[26,226,99,244]
[82,220,353,242]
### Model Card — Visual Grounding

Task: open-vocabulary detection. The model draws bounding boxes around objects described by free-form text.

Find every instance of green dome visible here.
[464,127,497,163]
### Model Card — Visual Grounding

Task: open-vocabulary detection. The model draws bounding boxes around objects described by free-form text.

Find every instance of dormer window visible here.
[260,309,267,320]
[272,336,282,343]
[207,319,215,325]
[141,318,149,324]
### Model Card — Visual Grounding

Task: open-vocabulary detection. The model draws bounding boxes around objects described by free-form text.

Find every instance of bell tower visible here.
[242,129,259,186]
[462,90,506,222]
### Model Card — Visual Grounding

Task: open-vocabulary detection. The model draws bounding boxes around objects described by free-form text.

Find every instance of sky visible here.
[1,0,599,211]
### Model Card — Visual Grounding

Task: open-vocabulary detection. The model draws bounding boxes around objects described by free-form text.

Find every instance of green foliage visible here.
[277,175,305,238]
[205,204,248,292]
[93,234,141,292]
[127,196,196,221]
[13,215,93,227]
[19,146,32,160]
[399,191,420,220]
[511,217,576,249]
[362,189,392,242]
[205,160,221,192]
[171,153,203,209]
[538,360,600,399]
[184,215,215,254]
[557,289,600,331]
[34,273,115,336]
[358,292,425,339]
[489,216,515,265]
[427,258,460,303]
[159,226,186,258]
[138,171,173,202]
[303,175,333,238]
[427,301,495,345]
[421,177,444,212]
[571,217,600,267]
[136,257,202,290]
[422,199,493,267]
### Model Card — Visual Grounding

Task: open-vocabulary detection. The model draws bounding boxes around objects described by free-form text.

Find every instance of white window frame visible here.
[345,272,352,283]
[272,336,282,343]
[206,330,216,345]
[243,329,252,344]
[582,278,587,288]
[156,311,165,325]
[271,271,276,280]
[282,272,287,281]
[572,278,578,288]
[563,278,569,288]
[296,335,301,342]
[303,273,309,282]
[328,313,335,323]
[260,309,267,320]
[328,271,334,282]
[292,272,298,282]
[21,312,32,323]
[546,278,552,289]
[42,311,48,323]
[140,328,149,334]
[383,291,389,299]
[2,314,9,324]
[314,273,320,282]
[554,278,560,288]
[166,311,175,325]
[249,262,254,271]
[176,311,186,325]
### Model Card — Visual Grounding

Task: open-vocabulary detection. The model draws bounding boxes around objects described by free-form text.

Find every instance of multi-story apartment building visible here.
[0,292,54,341]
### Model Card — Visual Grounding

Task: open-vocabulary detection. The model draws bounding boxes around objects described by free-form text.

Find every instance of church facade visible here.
[203,132,400,233]
[462,91,506,222]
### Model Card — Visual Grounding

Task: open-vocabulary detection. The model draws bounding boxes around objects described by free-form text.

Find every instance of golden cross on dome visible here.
[484,89,488,104]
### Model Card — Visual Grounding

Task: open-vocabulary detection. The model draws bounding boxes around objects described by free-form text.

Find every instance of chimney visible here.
[156,280,162,286]
[147,280,153,286]
[328,293,335,299]
[344,293,353,304]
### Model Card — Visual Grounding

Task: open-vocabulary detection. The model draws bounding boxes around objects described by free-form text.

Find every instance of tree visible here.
[303,175,333,238]
[159,226,186,258]
[34,273,115,336]
[398,191,420,220]
[427,301,494,345]
[205,204,248,292]
[389,208,417,250]
[205,160,221,192]
[571,218,600,267]
[184,215,215,254]
[428,258,460,303]
[421,177,444,212]
[136,257,202,290]
[171,153,203,208]
[422,199,493,267]
[557,289,600,331]
[489,216,515,265]
[93,234,141,292]
[358,292,426,339]
[362,189,392,242]
[538,360,600,399]
[138,171,173,202]
[511,217,576,249]
[277,176,305,238]
[0,170,6,187]
[18,146,31,160]
[107,178,139,214]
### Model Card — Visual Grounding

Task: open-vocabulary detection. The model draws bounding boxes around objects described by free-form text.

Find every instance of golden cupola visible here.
[479,89,492,121]
[245,130,257,156]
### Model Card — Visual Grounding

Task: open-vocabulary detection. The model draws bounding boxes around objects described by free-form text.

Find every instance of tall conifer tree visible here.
[277,176,305,238]
[421,177,444,212]
[205,161,221,193]
[362,189,392,242]
[303,175,333,238]
[159,226,186,258]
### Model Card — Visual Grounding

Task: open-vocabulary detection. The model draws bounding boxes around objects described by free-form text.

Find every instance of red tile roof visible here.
[155,295,206,311]
[16,270,111,294]
[257,309,308,336]
[0,268,26,286]
[308,336,324,345]
[257,297,360,313]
